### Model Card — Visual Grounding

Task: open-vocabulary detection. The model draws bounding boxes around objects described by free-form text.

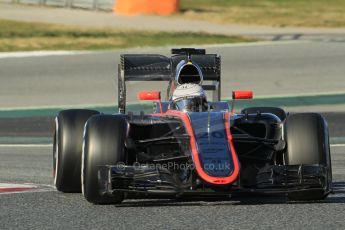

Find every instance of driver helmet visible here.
[171,83,208,112]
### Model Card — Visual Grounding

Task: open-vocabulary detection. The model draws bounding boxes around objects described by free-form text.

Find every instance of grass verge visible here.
[0,19,255,51]
[179,0,345,27]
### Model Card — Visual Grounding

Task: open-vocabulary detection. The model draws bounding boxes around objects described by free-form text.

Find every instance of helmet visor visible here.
[172,97,207,112]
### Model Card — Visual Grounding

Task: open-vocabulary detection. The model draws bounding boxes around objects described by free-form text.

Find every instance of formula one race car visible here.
[53,48,332,204]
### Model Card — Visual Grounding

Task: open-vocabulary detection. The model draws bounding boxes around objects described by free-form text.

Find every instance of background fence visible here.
[1,0,115,11]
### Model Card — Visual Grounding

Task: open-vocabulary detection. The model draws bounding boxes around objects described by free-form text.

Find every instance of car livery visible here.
[53,48,332,204]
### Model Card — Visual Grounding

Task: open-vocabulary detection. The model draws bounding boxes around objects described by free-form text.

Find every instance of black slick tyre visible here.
[53,109,100,192]
[284,113,332,200]
[82,115,127,204]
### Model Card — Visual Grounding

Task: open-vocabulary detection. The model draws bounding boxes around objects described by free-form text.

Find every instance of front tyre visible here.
[53,109,99,192]
[284,113,332,200]
[82,115,127,204]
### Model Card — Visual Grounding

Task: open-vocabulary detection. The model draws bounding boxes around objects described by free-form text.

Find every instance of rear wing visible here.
[118,49,221,113]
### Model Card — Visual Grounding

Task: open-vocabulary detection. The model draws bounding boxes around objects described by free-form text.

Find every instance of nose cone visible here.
[176,61,203,85]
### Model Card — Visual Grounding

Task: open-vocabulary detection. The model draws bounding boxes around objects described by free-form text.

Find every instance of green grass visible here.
[0,19,255,51]
[179,0,345,27]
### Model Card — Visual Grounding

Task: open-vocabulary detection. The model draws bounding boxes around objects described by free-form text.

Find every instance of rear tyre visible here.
[82,115,127,204]
[53,109,100,192]
[241,107,286,121]
[284,113,332,200]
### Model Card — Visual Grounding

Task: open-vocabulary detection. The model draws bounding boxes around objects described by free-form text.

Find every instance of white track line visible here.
[0,183,37,188]
[0,51,91,59]
[330,144,345,147]
[200,40,310,48]
[0,41,308,60]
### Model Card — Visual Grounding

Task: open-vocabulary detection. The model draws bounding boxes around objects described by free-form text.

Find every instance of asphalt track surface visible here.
[1,41,345,109]
[0,145,344,230]
[1,41,345,229]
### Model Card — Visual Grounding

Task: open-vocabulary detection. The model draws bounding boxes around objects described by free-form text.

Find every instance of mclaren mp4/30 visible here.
[53,48,332,204]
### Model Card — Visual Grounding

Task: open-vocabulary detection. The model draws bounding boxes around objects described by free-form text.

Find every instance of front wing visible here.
[97,164,330,197]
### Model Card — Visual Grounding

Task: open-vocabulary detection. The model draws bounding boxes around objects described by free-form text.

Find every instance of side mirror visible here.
[138,91,161,101]
[232,90,253,100]
[138,91,163,113]
[231,90,253,113]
